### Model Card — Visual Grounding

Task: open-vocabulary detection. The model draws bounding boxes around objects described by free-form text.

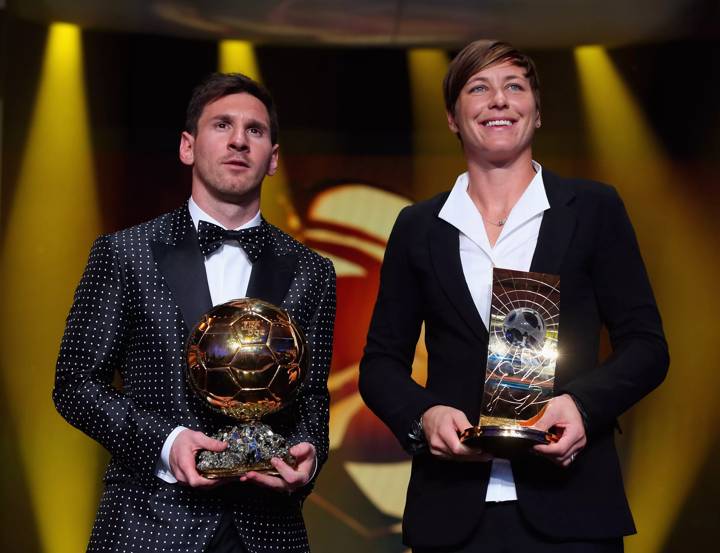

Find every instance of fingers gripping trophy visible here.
[186,298,308,478]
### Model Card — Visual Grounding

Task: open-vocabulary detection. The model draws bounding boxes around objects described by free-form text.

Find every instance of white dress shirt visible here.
[155,198,261,483]
[437,161,549,502]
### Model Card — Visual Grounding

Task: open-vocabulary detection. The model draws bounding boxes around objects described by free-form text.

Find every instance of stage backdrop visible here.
[1,17,719,553]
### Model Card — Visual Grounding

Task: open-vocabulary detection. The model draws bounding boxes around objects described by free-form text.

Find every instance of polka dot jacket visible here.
[53,205,336,552]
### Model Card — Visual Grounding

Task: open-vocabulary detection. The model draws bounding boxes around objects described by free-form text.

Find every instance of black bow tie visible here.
[197,220,267,262]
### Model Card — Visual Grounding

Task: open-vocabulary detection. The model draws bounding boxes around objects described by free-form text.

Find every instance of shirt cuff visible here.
[154,426,188,483]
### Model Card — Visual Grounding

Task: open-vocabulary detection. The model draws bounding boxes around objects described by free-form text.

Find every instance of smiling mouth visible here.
[482,119,514,127]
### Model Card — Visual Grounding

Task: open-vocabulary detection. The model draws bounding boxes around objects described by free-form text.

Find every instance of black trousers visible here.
[413,502,623,553]
[207,512,248,553]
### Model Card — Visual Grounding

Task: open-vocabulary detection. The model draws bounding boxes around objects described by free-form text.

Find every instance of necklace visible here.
[485,217,507,227]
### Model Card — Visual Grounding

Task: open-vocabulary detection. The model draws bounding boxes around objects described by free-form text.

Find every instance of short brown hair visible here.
[185,72,279,144]
[443,40,541,116]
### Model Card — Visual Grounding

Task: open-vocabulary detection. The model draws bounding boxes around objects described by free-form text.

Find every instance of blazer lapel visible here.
[530,171,577,275]
[246,225,298,306]
[152,208,213,332]
[428,217,488,340]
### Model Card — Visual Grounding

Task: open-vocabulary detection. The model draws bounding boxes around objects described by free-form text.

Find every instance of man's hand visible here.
[169,429,227,487]
[241,442,317,492]
[422,405,492,461]
[533,394,587,467]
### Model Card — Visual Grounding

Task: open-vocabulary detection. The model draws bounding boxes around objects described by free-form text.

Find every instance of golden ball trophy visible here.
[186,298,308,478]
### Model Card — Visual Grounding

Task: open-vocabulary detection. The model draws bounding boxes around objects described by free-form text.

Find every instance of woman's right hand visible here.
[422,405,493,461]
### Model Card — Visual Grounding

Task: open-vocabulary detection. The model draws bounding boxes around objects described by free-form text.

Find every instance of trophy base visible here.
[459,425,559,459]
[196,422,296,479]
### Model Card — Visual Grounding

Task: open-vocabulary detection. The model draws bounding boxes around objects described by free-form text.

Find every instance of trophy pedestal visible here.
[460,425,558,459]
[196,422,296,479]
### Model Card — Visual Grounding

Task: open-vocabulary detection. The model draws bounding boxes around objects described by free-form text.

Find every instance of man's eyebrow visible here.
[244,117,269,130]
[207,114,269,131]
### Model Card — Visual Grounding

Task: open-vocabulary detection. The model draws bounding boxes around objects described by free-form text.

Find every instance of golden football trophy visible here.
[460,268,561,458]
[186,298,308,478]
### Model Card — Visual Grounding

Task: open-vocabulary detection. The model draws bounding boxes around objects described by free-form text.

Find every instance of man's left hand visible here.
[241,442,316,492]
[533,394,587,468]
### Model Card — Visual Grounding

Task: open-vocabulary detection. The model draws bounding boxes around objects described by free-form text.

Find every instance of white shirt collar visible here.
[438,161,549,250]
[188,197,262,231]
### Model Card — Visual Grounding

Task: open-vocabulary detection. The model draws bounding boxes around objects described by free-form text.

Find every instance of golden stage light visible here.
[0,22,103,553]
[218,40,298,234]
[407,49,464,201]
[575,45,720,553]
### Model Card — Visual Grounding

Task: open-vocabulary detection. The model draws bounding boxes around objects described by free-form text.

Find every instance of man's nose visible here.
[228,129,249,150]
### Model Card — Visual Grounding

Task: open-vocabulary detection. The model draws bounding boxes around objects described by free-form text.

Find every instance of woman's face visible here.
[447,61,540,164]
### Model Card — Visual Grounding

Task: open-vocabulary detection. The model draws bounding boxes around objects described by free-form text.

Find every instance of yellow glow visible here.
[218,39,295,233]
[307,184,412,242]
[407,49,464,200]
[0,22,102,552]
[345,460,412,519]
[575,45,720,553]
[303,228,387,262]
[219,40,260,79]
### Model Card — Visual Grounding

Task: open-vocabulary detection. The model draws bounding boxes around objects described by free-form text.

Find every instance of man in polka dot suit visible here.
[54,73,336,552]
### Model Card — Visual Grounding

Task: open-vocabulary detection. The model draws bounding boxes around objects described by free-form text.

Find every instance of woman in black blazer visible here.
[359,40,668,552]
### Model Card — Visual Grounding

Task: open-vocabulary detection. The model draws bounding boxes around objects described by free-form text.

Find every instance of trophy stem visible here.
[196,422,296,479]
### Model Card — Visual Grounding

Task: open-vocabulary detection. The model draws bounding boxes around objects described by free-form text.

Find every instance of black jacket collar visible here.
[151,207,298,332]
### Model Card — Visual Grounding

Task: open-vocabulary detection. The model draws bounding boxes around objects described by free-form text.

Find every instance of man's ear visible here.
[179,131,195,166]
[266,144,279,176]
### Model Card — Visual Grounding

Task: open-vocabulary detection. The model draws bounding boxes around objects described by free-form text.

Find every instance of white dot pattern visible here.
[53,206,336,552]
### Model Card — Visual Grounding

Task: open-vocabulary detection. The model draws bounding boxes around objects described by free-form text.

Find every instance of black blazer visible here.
[359,170,668,548]
[54,206,336,553]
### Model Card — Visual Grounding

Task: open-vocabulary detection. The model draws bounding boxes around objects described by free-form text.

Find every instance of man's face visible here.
[447,61,540,163]
[180,92,278,206]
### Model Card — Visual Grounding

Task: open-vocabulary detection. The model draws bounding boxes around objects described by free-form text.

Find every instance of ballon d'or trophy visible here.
[460,268,561,457]
[186,298,308,478]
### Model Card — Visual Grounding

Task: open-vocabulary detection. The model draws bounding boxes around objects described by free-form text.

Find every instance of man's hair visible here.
[443,40,541,116]
[185,72,279,144]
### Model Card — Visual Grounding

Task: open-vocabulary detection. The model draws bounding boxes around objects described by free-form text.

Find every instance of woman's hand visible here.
[422,405,493,461]
[533,394,587,467]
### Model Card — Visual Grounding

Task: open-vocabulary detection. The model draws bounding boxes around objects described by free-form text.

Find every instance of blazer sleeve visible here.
[283,256,336,475]
[562,187,669,435]
[53,235,177,478]
[359,207,441,452]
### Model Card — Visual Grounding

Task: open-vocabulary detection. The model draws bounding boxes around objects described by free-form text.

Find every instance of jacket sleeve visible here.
[562,187,669,435]
[283,256,336,477]
[53,235,177,479]
[359,207,441,453]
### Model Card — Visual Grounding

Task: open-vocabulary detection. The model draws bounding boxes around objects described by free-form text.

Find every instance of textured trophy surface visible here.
[186,298,308,478]
[460,268,560,458]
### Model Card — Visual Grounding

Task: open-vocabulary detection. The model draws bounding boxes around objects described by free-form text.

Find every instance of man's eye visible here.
[507,83,523,91]
[248,128,263,136]
[216,122,229,129]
